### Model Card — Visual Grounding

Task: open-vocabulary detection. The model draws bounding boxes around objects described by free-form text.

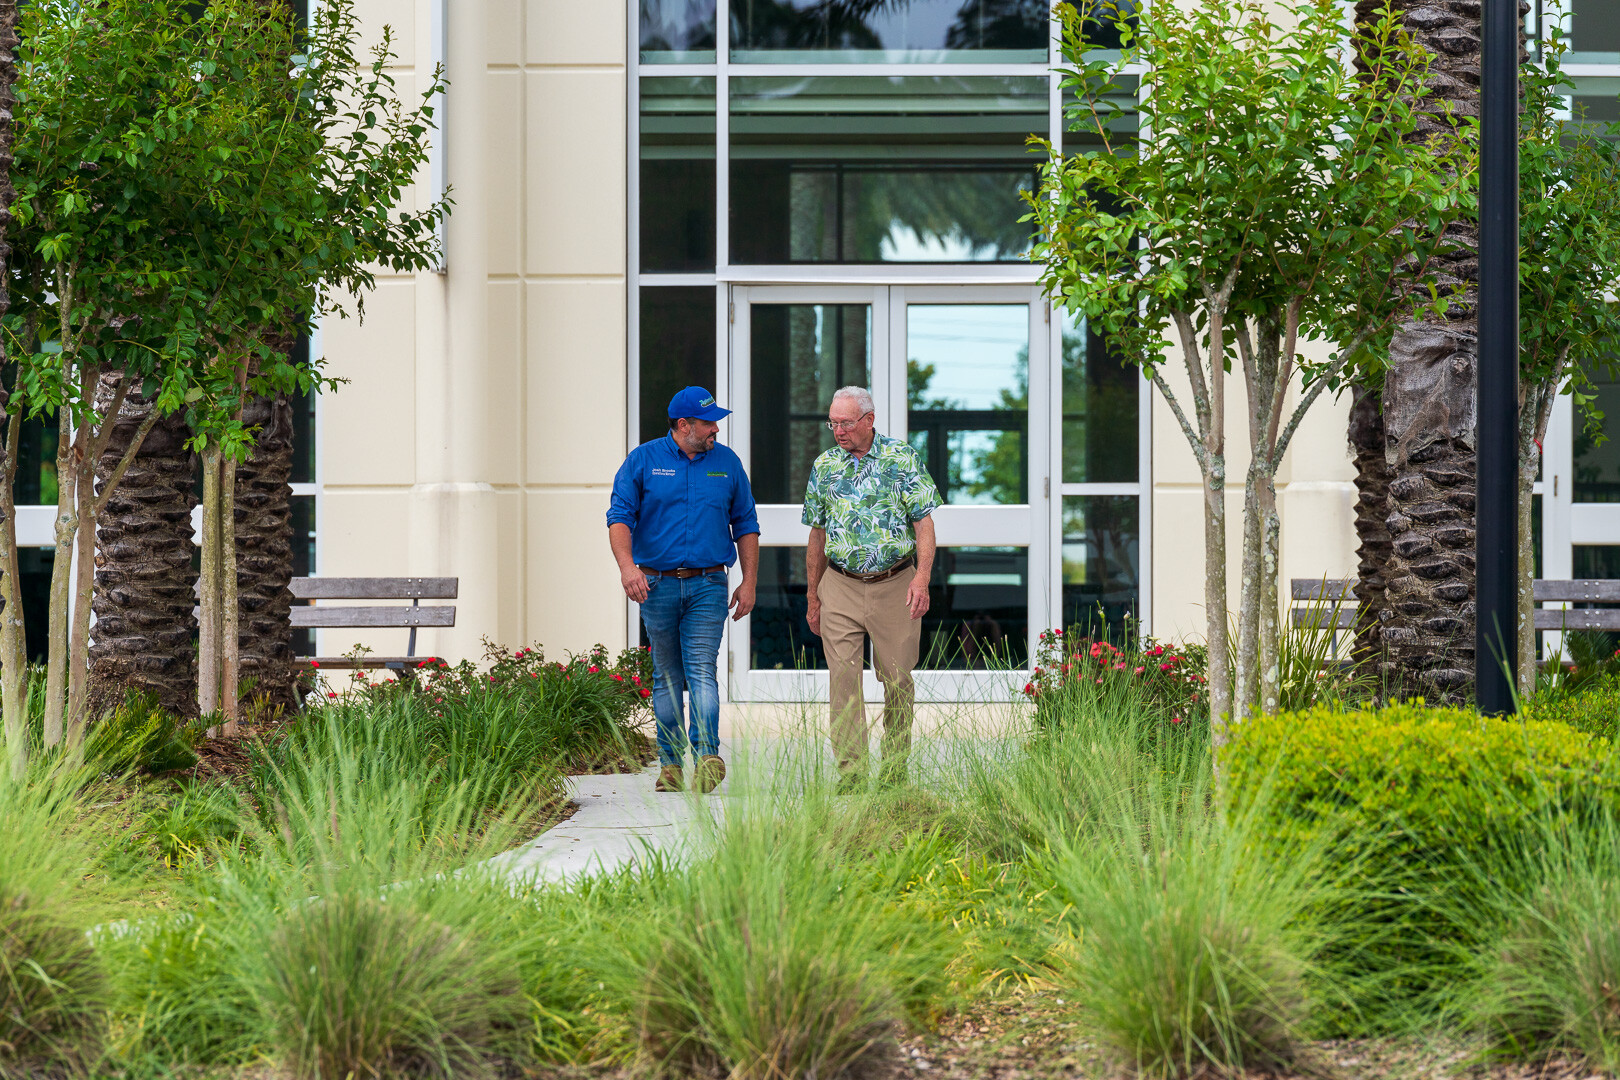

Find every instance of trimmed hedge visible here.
[1225,703,1620,1028]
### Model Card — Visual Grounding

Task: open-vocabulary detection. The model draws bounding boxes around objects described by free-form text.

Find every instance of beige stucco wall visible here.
[1150,336,1359,645]
[317,0,630,664]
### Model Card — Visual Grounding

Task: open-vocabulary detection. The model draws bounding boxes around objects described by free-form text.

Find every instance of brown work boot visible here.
[697,755,727,794]
[655,765,684,792]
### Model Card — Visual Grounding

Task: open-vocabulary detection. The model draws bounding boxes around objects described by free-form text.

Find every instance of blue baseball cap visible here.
[667,386,731,421]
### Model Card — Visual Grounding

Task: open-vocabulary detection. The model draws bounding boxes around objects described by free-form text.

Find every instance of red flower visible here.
[589,665,600,673]
[417,660,427,669]
[632,675,641,685]
[310,661,320,669]
[639,688,651,698]
[1160,663,1174,672]
[1134,666,1145,675]
[1171,716,1183,724]
[1022,682,1036,697]
[1089,642,1104,659]
[612,674,624,682]
[1054,628,1063,637]
[327,691,338,699]
[435,696,443,703]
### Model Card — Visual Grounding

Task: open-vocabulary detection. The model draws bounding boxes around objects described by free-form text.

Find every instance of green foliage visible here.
[137,782,239,869]
[0,776,107,1076]
[1026,627,1208,730]
[1523,673,1620,741]
[83,691,205,776]
[1226,703,1620,1026]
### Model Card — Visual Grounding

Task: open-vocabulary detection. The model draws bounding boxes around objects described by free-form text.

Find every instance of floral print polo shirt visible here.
[801,432,942,574]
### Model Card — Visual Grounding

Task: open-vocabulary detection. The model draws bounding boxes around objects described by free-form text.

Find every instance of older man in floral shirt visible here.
[803,386,940,791]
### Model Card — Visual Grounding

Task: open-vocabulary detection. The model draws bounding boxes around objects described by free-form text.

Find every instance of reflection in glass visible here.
[1061,496,1139,639]
[1061,307,1137,483]
[641,78,716,272]
[640,288,717,447]
[291,494,316,656]
[1568,78,1620,141]
[1568,0,1620,60]
[641,0,717,62]
[1061,74,1140,154]
[1569,545,1620,654]
[13,410,58,507]
[730,76,1047,263]
[17,547,53,663]
[731,0,1048,62]
[906,305,1027,505]
[1574,374,1620,502]
[750,304,872,503]
[751,548,827,669]
[920,547,1028,669]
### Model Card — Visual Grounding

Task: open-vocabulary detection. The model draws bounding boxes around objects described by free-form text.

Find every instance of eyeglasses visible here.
[825,415,871,431]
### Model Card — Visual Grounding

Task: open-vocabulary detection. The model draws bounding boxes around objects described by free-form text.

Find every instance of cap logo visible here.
[700,396,715,408]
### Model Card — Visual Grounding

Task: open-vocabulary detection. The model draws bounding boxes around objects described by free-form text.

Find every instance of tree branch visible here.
[1274,352,1352,464]
[1150,369,1209,471]
[92,405,162,518]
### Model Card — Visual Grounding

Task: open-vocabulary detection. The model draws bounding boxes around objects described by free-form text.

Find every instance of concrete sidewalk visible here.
[490,701,1026,886]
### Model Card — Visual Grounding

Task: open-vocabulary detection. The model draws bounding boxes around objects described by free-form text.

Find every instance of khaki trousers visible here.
[819,567,921,777]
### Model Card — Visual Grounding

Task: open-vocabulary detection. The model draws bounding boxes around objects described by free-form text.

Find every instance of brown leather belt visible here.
[640,564,725,579]
[830,557,914,585]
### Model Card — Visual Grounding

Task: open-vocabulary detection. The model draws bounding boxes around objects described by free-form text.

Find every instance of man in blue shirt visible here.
[607,386,760,794]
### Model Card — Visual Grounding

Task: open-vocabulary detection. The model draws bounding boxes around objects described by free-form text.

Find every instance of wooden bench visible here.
[290,576,458,673]
[1290,578,1620,634]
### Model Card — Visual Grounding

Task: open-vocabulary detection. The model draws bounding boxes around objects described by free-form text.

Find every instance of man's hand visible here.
[620,564,650,603]
[906,572,930,620]
[807,593,821,637]
[729,580,755,621]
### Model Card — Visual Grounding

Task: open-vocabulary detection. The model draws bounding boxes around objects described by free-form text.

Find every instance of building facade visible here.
[268,0,1620,698]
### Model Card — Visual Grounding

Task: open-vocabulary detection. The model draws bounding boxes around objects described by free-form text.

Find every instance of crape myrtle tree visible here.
[181,0,446,732]
[1029,0,1467,748]
[1511,34,1620,695]
[2,0,444,768]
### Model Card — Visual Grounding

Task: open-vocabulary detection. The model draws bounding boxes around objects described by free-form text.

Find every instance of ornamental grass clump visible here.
[618,782,949,1080]
[0,775,108,1076]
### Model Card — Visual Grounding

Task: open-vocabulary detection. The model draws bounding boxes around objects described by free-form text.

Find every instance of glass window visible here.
[730,75,1048,263]
[16,547,53,664]
[730,0,1049,63]
[1061,307,1137,484]
[641,0,717,63]
[906,304,1028,505]
[641,78,716,273]
[920,546,1028,669]
[1569,0,1620,62]
[1061,495,1139,639]
[291,494,316,657]
[752,547,827,670]
[640,287,717,447]
[290,335,316,485]
[750,303,872,504]
[1574,373,1620,502]
[13,411,58,507]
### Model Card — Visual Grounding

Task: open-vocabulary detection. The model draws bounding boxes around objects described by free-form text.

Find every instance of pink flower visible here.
[434,696,443,702]
[1134,666,1145,676]
[632,675,641,685]
[1089,642,1104,659]
[588,665,599,673]
[1160,663,1174,672]
[327,691,337,699]
[1171,716,1182,724]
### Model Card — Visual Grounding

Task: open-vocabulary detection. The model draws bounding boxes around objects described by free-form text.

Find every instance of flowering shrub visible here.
[322,639,654,771]
[1023,628,1208,730]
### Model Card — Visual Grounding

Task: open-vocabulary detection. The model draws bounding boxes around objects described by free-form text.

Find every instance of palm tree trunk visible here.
[87,379,198,717]
[1348,386,1391,680]
[234,389,297,714]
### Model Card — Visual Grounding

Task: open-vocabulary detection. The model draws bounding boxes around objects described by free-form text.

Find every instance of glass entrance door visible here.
[728,284,1050,702]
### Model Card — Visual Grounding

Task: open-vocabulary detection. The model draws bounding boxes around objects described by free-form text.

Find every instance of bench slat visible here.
[1290,578,1356,601]
[1533,579,1620,603]
[1290,608,1359,630]
[289,577,459,600]
[1534,609,1620,631]
[291,606,456,629]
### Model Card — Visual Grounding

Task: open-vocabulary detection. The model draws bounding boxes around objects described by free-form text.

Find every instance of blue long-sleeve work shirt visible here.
[606,435,760,571]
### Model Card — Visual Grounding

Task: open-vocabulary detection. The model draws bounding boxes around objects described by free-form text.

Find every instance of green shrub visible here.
[1523,673,1620,741]
[1226,702,1620,1027]
[138,782,241,867]
[84,690,204,775]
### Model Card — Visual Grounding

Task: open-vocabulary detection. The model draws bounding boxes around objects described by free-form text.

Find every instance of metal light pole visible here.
[1476,0,1519,715]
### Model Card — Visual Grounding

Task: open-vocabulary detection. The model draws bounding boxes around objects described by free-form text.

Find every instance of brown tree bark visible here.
[87,381,198,717]
[1348,386,1392,680]
[1355,0,1528,702]
[0,0,22,775]
[234,389,297,713]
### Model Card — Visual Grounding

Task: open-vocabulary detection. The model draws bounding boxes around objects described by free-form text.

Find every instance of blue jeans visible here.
[638,570,727,767]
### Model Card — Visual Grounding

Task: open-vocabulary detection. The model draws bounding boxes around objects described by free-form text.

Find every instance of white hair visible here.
[831,386,875,416]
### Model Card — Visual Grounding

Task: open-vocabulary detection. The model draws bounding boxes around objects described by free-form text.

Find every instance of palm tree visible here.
[1350,0,1518,699]
[87,379,198,716]
[234,384,298,713]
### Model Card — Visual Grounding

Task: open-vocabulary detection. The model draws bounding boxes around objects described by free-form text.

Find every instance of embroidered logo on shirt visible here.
[707,471,728,477]
[652,468,677,477]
